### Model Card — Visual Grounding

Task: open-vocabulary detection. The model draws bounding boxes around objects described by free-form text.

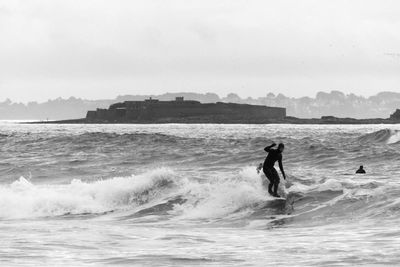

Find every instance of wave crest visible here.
[358,129,400,144]
[2,166,400,225]
[0,168,176,219]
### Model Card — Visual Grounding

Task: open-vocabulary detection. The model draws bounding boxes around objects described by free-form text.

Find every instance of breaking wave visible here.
[1,167,399,227]
[358,129,400,144]
[0,168,176,219]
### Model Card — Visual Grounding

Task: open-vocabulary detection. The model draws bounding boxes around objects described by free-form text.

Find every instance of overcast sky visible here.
[1,0,399,102]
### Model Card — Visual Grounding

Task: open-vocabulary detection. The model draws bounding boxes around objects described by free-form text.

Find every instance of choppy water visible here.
[1,122,400,266]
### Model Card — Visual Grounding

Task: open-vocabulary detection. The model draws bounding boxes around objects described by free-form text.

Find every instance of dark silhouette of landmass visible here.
[84,97,286,123]
[40,107,400,124]
[2,91,400,120]
[390,109,400,120]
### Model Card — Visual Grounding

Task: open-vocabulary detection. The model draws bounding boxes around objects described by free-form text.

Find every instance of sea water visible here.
[1,122,400,266]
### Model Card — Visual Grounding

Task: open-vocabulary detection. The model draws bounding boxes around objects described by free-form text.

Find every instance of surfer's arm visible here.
[278,157,286,180]
[264,143,276,152]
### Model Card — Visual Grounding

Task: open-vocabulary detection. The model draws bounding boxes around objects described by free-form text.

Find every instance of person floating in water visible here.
[263,142,286,198]
[356,165,366,174]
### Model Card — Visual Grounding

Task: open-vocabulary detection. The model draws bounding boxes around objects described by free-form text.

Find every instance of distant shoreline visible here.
[29,117,400,125]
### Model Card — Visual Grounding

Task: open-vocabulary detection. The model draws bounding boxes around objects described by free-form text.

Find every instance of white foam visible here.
[174,166,272,220]
[387,130,400,144]
[0,168,176,219]
[0,166,272,220]
[4,165,385,221]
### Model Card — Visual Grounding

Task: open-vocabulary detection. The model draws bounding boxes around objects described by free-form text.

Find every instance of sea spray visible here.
[0,168,177,219]
[173,167,269,220]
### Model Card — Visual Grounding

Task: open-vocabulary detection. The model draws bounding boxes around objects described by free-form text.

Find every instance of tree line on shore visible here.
[1,91,400,120]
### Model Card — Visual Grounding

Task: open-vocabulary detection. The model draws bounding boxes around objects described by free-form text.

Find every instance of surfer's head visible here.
[278,143,285,152]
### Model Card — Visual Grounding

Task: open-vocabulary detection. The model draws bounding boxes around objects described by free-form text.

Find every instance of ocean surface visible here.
[1,121,400,266]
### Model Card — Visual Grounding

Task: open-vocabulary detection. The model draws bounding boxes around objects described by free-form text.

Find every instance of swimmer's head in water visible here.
[278,143,285,152]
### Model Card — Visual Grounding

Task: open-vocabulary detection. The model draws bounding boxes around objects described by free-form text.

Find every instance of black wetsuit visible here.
[356,168,366,174]
[263,146,284,196]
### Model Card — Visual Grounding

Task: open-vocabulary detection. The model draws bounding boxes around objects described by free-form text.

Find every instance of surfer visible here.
[263,143,286,198]
[356,165,366,174]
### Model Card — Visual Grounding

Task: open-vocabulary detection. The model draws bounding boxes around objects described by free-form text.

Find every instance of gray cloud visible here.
[0,0,399,102]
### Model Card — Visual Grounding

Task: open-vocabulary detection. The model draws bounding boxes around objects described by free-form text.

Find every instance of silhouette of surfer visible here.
[356,165,366,174]
[263,143,286,198]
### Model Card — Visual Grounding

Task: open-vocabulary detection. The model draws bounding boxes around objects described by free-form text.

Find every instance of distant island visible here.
[84,97,286,123]
[50,97,287,124]
[37,98,400,124]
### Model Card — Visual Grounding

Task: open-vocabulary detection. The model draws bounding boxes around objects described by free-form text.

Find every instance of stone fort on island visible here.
[86,97,287,123]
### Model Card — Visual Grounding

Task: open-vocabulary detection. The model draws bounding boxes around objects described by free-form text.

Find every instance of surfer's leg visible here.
[268,183,273,195]
[263,168,274,195]
[273,182,280,196]
[272,168,280,197]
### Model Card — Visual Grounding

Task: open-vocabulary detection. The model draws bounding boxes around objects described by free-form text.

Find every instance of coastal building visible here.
[390,109,400,120]
[86,97,286,123]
